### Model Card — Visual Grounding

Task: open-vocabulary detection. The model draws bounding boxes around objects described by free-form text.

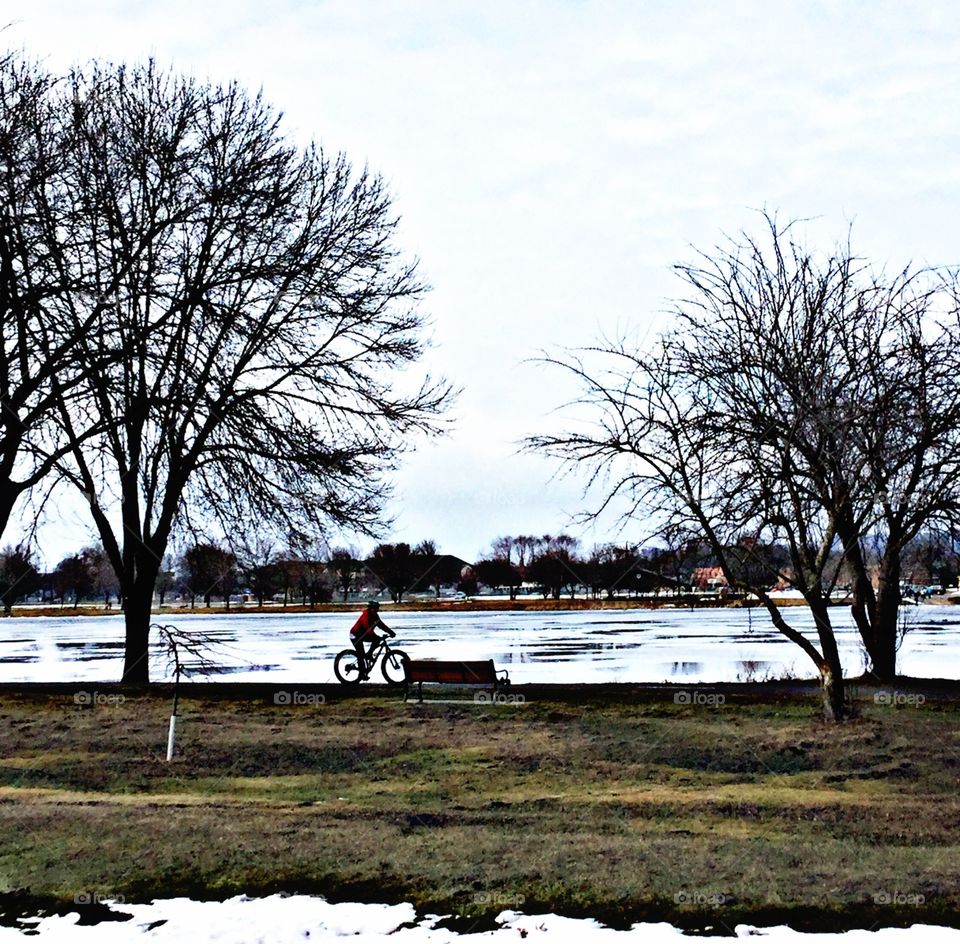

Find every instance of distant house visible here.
[364,551,473,602]
[692,566,728,591]
[407,554,472,596]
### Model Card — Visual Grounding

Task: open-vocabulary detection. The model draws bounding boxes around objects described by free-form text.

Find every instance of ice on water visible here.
[0,605,955,684]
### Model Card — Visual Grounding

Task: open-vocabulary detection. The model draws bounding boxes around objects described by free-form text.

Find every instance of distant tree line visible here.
[472,534,676,601]
[0,537,470,611]
[472,529,960,601]
[4,525,957,616]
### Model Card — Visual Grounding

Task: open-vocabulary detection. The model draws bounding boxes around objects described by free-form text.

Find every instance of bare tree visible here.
[513,535,538,570]
[155,554,176,607]
[530,215,960,720]
[327,545,362,602]
[0,543,39,613]
[235,534,281,606]
[901,528,960,590]
[490,535,516,564]
[0,54,120,546]
[669,218,960,684]
[367,542,414,603]
[527,534,583,600]
[52,552,92,607]
[585,543,646,599]
[180,543,235,609]
[476,537,523,599]
[81,544,119,608]
[43,61,449,683]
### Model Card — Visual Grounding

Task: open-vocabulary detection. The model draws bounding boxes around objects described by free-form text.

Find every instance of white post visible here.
[166,714,178,761]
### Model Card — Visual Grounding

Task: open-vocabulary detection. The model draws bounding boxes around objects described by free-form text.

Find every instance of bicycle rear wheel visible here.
[381,648,410,686]
[334,649,364,686]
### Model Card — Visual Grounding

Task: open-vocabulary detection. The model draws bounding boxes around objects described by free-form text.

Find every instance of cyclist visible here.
[349,600,395,678]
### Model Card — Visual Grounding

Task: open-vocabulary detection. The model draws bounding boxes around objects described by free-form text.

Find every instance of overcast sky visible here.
[8,1,960,565]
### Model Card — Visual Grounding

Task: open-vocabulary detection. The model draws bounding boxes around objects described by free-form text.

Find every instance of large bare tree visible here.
[531,216,960,720]
[0,54,115,544]
[41,61,450,683]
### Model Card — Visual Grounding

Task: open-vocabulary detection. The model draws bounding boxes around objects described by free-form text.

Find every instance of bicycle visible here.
[334,634,410,686]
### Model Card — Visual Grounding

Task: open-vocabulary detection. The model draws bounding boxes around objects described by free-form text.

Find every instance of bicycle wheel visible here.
[381,648,410,686]
[334,649,364,686]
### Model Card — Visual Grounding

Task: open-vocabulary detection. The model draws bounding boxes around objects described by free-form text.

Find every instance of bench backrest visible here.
[404,659,497,684]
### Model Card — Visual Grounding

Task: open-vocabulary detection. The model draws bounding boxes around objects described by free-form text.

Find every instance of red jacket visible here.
[350,610,383,640]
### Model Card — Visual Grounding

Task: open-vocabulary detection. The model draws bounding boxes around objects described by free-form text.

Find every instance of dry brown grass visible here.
[0,689,957,931]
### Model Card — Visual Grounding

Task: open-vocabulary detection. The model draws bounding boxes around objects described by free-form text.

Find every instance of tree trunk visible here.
[121,592,153,686]
[120,553,162,686]
[810,600,847,721]
[0,489,18,554]
[819,661,846,722]
[866,602,899,681]
[867,555,902,682]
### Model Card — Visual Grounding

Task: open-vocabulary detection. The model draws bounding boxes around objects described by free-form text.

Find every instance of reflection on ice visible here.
[0,605,957,684]
[664,661,704,676]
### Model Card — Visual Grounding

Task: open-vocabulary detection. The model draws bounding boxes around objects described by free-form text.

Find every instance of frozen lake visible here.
[1,603,959,684]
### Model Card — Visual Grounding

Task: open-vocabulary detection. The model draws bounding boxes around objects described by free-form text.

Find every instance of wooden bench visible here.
[403,659,510,703]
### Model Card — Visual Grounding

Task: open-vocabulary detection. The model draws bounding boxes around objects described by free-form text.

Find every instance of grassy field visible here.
[0,685,958,932]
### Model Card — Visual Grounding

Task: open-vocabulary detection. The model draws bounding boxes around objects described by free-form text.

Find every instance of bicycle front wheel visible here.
[334,649,364,686]
[381,648,410,686]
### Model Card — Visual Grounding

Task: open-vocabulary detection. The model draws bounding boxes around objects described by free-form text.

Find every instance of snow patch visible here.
[1,896,959,942]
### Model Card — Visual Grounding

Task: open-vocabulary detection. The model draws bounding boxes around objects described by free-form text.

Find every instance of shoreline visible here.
[2,674,960,700]
[6,595,948,618]
[2,598,748,618]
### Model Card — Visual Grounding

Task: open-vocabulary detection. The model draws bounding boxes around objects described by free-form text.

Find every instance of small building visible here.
[692,566,728,591]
